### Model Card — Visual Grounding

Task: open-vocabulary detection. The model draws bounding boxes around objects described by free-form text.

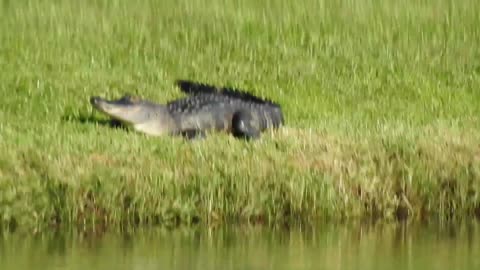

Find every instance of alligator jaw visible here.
[90,95,177,136]
[90,95,145,125]
[90,96,120,113]
[90,96,115,115]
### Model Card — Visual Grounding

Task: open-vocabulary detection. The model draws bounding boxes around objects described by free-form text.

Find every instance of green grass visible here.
[1,0,480,232]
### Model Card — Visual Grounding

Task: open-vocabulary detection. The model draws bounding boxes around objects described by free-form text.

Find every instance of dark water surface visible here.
[1,221,479,270]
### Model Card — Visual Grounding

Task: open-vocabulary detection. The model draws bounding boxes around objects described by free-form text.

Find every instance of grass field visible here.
[1,0,480,232]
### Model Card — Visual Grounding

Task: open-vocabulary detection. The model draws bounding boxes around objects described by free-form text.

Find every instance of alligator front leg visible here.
[181,129,207,140]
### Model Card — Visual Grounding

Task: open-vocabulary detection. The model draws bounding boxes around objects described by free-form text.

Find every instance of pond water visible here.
[1,221,479,270]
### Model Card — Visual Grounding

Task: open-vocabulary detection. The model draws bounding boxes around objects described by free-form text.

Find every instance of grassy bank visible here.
[1,0,480,232]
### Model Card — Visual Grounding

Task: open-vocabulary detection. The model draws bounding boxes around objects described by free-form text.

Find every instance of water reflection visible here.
[1,221,479,270]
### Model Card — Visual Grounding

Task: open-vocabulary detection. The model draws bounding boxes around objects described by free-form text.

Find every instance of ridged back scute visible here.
[175,80,282,108]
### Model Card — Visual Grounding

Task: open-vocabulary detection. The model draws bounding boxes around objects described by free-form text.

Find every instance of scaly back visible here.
[174,80,282,108]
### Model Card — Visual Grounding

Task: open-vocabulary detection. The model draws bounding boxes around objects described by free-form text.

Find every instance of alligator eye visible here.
[129,96,140,103]
[120,95,132,101]
[120,95,140,103]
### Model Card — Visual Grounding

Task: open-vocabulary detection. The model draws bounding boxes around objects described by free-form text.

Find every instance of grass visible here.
[1,0,480,232]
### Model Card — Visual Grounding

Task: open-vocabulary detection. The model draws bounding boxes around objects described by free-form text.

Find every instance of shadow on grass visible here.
[61,113,128,131]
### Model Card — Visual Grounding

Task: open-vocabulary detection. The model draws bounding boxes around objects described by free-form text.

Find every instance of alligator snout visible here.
[90,96,111,112]
[90,96,103,106]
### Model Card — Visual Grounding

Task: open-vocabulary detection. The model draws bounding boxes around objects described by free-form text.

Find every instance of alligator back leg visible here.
[231,109,262,140]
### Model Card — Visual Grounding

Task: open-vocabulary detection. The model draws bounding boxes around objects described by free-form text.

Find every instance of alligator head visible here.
[90,95,177,136]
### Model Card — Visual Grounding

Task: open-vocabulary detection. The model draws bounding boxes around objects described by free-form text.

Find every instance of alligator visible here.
[89,80,284,140]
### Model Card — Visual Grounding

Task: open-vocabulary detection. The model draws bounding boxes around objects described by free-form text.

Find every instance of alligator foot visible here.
[231,110,261,140]
[181,130,207,140]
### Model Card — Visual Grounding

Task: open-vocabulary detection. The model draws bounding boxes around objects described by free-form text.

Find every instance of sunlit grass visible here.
[1,0,480,232]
